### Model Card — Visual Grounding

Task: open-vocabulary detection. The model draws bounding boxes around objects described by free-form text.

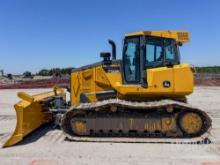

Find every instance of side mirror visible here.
[100,52,111,65]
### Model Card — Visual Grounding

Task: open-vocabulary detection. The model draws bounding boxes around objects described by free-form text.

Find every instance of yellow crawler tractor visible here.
[3,30,212,147]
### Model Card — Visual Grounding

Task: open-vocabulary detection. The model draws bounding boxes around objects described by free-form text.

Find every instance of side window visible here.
[165,40,175,61]
[145,37,179,68]
[156,46,162,61]
[146,40,163,67]
[123,38,140,83]
[146,44,154,62]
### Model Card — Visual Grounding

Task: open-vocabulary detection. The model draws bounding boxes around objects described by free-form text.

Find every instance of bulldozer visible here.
[3,30,212,147]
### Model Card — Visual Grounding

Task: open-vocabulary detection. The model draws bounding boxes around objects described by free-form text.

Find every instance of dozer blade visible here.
[3,87,65,148]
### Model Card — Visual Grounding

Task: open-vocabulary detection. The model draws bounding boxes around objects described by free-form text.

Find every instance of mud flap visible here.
[3,87,65,147]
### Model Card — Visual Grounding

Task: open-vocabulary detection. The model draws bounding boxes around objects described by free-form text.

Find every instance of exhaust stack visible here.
[108,40,116,60]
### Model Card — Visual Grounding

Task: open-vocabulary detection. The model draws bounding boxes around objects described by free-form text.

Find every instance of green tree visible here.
[195,66,220,73]
[38,69,51,76]
[23,71,32,78]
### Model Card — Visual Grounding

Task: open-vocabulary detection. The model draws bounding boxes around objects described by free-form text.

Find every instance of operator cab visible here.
[100,31,189,87]
[122,31,189,87]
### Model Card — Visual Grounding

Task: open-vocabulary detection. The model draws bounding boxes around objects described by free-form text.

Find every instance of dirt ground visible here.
[0,87,220,165]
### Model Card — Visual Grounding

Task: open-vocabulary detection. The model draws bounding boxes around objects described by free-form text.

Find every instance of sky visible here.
[0,0,220,74]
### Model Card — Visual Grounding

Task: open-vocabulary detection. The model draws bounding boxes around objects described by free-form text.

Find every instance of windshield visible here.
[146,37,179,67]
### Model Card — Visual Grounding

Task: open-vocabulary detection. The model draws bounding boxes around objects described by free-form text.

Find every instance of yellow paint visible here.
[125,30,190,43]
[70,30,193,105]
[70,63,194,105]
[71,121,87,134]
[3,87,65,147]
[179,112,202,134]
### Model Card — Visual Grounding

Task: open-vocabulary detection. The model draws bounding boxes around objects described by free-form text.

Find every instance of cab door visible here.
[145,37,175,91]
[122,37,141,84]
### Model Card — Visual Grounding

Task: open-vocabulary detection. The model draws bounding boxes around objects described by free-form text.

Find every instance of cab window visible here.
[123,37,140,83]
[146,37,163,67]
[146,37,179,68]
[164,40,176,61]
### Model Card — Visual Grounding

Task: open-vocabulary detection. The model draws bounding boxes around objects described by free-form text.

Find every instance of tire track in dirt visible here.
[44,130,65,144]
[212,119,220,129]
[209,109,220,118]
[26,127,66,145]
[0,115,16,121]
[53,131,65,144]
[0,132,11,143]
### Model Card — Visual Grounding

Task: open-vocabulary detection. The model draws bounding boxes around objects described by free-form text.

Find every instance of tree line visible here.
[21,66,220,77]
[36,67,75,76]
[195,66,220,73]
[36,66,220,75]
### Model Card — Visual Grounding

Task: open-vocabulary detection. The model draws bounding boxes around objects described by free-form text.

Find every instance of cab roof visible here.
[125,30,190,43]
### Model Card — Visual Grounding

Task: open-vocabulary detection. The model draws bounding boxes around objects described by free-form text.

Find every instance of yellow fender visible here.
[3,87,65,147]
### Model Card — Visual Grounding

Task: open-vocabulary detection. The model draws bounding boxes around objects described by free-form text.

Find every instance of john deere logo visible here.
[163,81,171,88]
